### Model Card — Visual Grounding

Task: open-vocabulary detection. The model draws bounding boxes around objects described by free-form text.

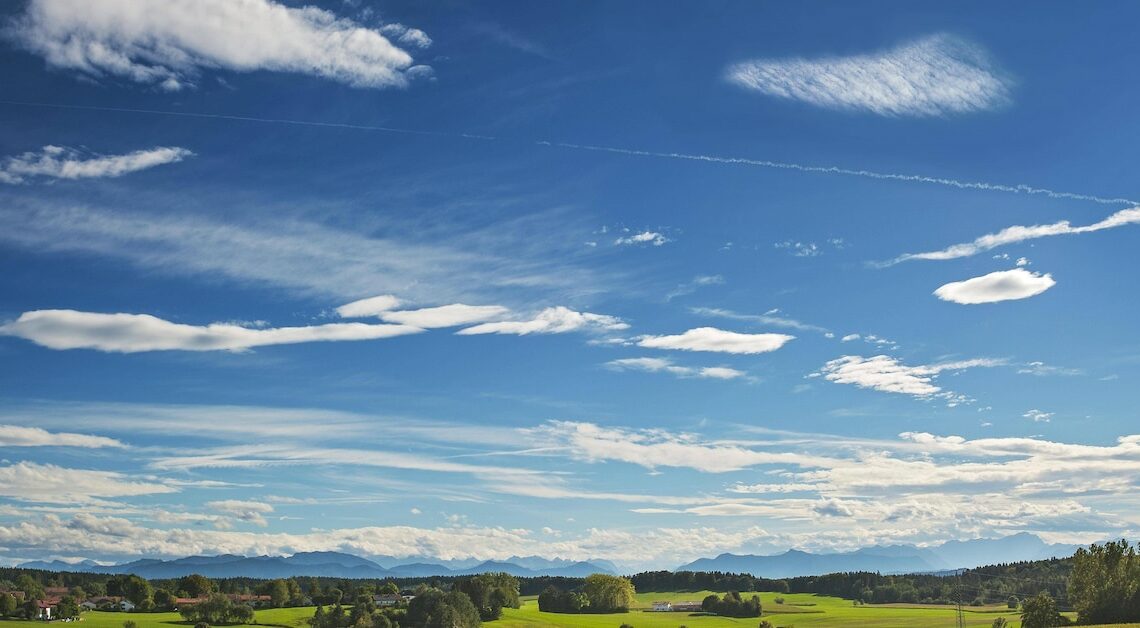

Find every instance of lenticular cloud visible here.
[934,268,1056,304]
[726,34,1011,117]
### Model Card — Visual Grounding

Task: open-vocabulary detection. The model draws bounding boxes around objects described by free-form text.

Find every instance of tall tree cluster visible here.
[1068,539,1140,624]
[700,590,762,617]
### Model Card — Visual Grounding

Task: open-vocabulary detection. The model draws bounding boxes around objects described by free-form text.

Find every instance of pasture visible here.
[498,591,1140,628]
[3,598,1138,628]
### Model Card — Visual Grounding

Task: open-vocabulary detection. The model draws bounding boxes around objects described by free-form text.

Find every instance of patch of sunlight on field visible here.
[497,592,1094,628]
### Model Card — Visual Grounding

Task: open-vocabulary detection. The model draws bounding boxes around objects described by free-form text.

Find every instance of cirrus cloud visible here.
[887,206,1140,264]
[726,34,1011,117]
[0,145,192,184]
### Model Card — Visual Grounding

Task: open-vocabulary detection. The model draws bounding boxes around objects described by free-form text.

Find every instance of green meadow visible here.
[497,592,1140,628]
[2,598,1139,628]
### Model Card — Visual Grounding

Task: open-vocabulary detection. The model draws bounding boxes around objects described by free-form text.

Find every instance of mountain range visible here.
[676,532,1084,578]
[17,551,616,580]
[17,533,1082,580]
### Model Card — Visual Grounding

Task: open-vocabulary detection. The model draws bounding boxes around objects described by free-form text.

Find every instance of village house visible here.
[373,594,401,607]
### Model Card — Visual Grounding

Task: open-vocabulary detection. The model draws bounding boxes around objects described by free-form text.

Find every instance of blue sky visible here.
[1,0,1138,570]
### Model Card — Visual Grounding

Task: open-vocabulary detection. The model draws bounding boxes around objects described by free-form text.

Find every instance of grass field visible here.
[1,599,1138,628]
[0,607,315,628]
[496,591,1140,628]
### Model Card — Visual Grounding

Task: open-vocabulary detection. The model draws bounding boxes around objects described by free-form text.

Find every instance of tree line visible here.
[310,573,519,628]
[537,574,636,614]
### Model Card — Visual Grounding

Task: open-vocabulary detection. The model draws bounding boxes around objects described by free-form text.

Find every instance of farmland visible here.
[497,592,1140,628]
[3,595,1140,628]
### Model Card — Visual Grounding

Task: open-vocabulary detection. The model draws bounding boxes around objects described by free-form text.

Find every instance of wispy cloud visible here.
[6,0,431,90]
[0,462,177,504]
[0,309,423,353]
[614,230,669,246]
[0,203,602,304]
[206,500,274,527]
[666,275,724,301]
[638,327,794,354]
[934,268,1056,304]
[774,241,820,257]
[456,306,627,336]
[0,145,192,184]
[372,304,509,328]
[605,357,746,380]
[726,34,1011,117]
[526,421,825,473]
[690,307,829,335]
[816,355,1005,405]
[0,425,125,449]
[886,207,1140,264]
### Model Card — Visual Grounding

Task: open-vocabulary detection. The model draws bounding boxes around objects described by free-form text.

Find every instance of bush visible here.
[123,622,138,628]
[619,624,633,628]
[774,597,785,604]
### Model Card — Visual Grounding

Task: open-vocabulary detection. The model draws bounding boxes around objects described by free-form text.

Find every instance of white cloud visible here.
[638,327,794,354]
[7,0,429,89]
[336,295,402,318]
[726,34,1011,116]
[775,241,820,257]
[0,203,601,304]
[149,443,540,480]
[0,146,192,184]
[690,307,829,334]
[666,275,724,301]
[934,268,1056,304]
[379,23,432,49]
[378,304,509,328]
[526,421,826,473]
[818,355,1003,404]
[0,462,176,504]
[889,206,1140,263]
[614,231,669,246]
[0,309,423,353]
[605,357,746,380]
[1018,361,1082,377]
[841,334,860,342]
[0,425,124,449]
[207,500,274,527]
[456,306,627,336]
[1024,409,1054,423]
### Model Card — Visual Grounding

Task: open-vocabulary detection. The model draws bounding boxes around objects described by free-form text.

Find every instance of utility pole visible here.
[955,571,966,628]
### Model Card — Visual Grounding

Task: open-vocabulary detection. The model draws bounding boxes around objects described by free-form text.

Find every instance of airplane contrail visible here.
[538,141,1139,206]
[3,99,1135,206]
